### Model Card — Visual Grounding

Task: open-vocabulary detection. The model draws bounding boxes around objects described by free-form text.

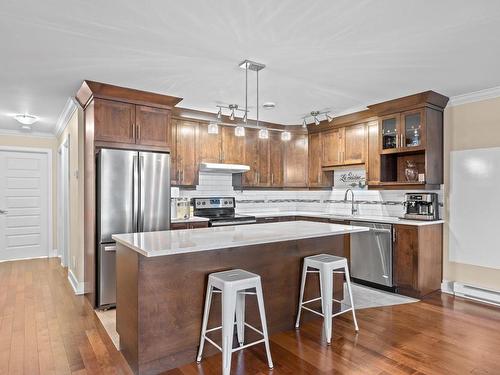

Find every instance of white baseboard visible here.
[68,268,84,295]
[50,248,59,257]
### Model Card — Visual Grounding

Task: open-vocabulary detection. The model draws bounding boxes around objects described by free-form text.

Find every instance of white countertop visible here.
[112,221,369,257]
[243,211,444,226]
[171,216,209,224]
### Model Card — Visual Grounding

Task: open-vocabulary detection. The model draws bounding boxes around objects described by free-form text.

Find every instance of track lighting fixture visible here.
[215,104,247,121]
[230,109,235,121]
[301,111,334,126]
[217,107,222,119]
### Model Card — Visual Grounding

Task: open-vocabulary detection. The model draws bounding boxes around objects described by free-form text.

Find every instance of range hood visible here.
[199,162,250,173]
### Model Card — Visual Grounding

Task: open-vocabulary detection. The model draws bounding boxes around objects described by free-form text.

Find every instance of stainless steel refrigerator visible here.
[96,148,170,308]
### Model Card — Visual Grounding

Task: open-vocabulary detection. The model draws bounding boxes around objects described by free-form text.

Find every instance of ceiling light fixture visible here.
[281,131,291,141]
[215,104,247,121]
[14,113,38,125]
[217,107,222,119]
[239,59,267,139]
[301,111,334,127]
[207,122,219,134]
[263,102,276,109]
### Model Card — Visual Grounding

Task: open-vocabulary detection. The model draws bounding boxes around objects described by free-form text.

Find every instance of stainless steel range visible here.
[192,197,256,227]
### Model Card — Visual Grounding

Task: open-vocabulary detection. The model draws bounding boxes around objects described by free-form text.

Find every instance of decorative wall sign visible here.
[333,168,367,189]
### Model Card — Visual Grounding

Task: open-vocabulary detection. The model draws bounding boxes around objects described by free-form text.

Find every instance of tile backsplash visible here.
[177,171,444,218]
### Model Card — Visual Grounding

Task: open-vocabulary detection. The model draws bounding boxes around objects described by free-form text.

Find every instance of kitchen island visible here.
[112,221,368,375]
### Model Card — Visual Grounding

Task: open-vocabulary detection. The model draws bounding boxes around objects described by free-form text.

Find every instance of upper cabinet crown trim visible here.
[76,80,183,109]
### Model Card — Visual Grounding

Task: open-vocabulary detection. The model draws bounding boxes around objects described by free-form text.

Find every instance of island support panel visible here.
[116,235,346,375]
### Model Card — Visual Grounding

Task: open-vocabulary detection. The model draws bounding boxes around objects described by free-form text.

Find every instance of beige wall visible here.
[444,96,500,291]
[57,108,85,284]
[0,133,58,252]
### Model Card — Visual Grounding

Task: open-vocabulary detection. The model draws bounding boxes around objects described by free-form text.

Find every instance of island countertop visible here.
[112,220,369,257]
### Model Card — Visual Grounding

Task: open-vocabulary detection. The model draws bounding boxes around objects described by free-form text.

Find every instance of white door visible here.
[0,150,49,261]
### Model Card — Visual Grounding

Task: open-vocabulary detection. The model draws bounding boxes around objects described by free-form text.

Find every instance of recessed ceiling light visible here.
[263,102,275,109]
[14,114,38,125]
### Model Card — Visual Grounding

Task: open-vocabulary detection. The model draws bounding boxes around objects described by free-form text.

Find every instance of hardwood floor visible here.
[1,258,500,375]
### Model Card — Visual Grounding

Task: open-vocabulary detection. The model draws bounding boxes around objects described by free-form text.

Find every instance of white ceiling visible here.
[1,0,500,135]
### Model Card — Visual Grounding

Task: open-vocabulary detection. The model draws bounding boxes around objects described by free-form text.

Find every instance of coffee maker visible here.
[404,193,439,221]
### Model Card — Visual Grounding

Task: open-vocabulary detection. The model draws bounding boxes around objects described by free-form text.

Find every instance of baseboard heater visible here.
[453,282,500,307]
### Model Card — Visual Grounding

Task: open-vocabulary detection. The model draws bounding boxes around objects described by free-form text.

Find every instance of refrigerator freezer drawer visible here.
[98,243,116,307]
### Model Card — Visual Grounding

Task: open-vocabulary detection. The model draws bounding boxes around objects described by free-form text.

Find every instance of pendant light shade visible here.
[207,122,219,134]
[235,125,245,137]
[281,131,291,141]
[258,128,269,139]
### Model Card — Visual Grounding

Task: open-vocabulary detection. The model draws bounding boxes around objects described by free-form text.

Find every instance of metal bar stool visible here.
[196,269,273,375]
[295,254,359,344]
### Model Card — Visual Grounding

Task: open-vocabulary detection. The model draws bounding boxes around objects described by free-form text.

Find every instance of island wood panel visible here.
[116,235,346,375]
[283,133,308,187]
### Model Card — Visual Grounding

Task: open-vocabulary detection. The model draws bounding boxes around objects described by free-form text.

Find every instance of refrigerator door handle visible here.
[133,155,139,232]
[139,155,145,232]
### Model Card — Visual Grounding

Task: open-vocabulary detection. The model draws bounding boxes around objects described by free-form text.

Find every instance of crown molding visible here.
[448,86,500,107]
[0,127,56,139]
[54,97,78,137]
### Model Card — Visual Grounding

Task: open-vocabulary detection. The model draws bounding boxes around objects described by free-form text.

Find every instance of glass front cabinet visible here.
[380,109,425,153]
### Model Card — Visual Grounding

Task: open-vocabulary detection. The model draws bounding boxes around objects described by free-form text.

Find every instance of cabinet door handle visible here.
[137,124,141,139]
[401,134,404,148]
[271,173,274,185]
[393,229,396,243]
[132,122,135,139]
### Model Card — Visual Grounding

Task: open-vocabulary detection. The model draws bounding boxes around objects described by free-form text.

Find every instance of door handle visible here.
[132,155,138,232]
[137,124,141,139]
[104,245,117,252]
[140,155,145,231]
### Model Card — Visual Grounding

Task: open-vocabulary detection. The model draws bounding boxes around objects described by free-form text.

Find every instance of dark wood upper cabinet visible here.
[283,133,308,187]
[257,135,271,187]
[366,121,380,184]
[135,105,171,148]
[197,124,222,163]
[221,126,245,164]
[343,124,366,165]
[174,119,198,186]
[269,131,284,187]
[242,128,259,186]
[308,132,330,187]
[94,99,135,144]
[322,128,343,166]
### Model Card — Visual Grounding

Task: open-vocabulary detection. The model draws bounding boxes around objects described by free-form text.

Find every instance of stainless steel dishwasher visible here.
[350,221,393,288]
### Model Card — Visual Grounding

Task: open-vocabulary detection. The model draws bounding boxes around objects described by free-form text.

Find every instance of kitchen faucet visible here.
[344,189,358,216]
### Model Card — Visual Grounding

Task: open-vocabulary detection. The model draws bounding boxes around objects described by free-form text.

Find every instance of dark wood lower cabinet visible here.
[170,221,209,230]
[393,223,442,298]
